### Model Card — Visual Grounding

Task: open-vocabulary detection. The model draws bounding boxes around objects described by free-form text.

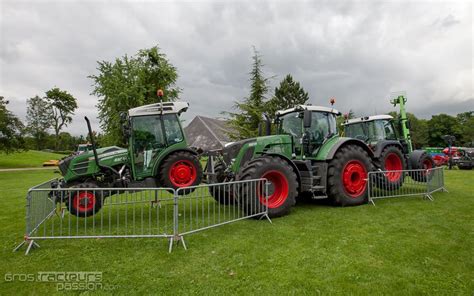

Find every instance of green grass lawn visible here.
[0,151,67,169]
[0,169,473,295]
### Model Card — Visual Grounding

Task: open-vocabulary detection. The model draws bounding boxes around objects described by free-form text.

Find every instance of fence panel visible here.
[175,179,270,236]
[368,167,446,205]
[15,178,270,255]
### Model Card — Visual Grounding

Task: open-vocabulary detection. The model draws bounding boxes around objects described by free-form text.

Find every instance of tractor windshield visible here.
[131,114,184,174]
[279,111,337,143]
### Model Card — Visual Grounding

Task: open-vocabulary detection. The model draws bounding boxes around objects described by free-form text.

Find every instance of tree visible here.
[26,96,51,150]
[0,96,24,153]
[45,87,78,150]
[456,111,474,146]
[427,114,462,147]
[89,45,180,146]
[227,48,270,140]
[266,74,309,120]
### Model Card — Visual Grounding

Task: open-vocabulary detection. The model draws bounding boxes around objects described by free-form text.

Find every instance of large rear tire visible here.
[208,162,235,205]
[375,145,406,191]
[158,151,202,195]
[66,182,104,217]
[237,156,298,218]
[327,145,372,206]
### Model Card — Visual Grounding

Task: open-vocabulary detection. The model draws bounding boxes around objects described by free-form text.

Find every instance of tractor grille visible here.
[58,156,73,175]
[223,138,255,164]
[72,161,90,174]
[239,146,255,168]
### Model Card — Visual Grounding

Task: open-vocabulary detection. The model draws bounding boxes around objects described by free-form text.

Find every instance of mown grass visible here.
[0,151,67,169]
[0,169,473,295]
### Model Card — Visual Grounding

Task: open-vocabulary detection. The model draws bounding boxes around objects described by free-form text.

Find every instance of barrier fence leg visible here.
[13,236,40,255]
[169,189,187,253]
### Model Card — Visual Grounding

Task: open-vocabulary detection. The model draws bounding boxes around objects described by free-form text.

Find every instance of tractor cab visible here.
[275,105,340,157]
[343,115,399,149]
[126,101,189,179]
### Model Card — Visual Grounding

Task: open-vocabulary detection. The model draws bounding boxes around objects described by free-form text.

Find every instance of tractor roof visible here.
[344,114,393,125]
[276,105,340,117]
[128,102,189,117]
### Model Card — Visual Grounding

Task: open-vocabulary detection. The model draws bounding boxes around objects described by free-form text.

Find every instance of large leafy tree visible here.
[227,48,270,140]
[427,114,462,147]
[45,87,78,150]
[266,74,309,120]
[456,111,474,146]
[0,96,24,153]
[89,46,180,145]
[26,96,52,150]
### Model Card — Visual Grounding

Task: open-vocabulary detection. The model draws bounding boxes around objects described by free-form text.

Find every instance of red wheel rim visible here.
[342,160,367,198]
[423,159,433,170]
[259,170,289,208]
[384,153,403,182]
[73,191,95,212]
[169,160,197,187]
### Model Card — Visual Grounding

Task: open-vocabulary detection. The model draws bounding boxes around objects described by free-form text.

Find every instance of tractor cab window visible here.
[279,112,302,138]
[309,112,336,145]
[345,123,368,141]
[163,114,184,144]
[131,114,184,176]
[381,120,397,140]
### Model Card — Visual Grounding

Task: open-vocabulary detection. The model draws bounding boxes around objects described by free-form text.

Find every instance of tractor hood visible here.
[58,146,128,178]
[222,135,292,167]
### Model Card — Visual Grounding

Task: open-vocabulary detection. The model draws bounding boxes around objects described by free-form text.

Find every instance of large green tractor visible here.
[207,103,375,218]
[55,97,202,217]
[343,94,435,189]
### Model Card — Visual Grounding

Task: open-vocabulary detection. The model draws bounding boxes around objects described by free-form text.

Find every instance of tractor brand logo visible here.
[112,156,127,163]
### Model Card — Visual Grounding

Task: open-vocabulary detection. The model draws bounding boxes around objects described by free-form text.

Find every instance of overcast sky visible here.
[1,0,472,136]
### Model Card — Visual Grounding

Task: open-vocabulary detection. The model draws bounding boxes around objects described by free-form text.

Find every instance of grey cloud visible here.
[1,0,472,136]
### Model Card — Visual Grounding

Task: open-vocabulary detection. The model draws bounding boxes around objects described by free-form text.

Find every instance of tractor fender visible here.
[153,148,199,176]
[372,140,404,159]
[326,138,375,160]
[263,153,302,189]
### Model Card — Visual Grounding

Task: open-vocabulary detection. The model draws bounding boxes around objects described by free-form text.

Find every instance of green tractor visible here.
[207,102,375,218]
[343,94,435,189]
[55,96,202,217]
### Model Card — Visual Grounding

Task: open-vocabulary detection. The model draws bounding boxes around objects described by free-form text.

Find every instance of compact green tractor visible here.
[343,94,435,189]
[207,102,376,218]
[55,94,202,217]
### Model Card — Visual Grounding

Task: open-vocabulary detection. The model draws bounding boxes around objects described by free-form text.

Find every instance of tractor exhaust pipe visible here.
[85,116,100,168]
[84,116,120,177]
[261,113,271,136]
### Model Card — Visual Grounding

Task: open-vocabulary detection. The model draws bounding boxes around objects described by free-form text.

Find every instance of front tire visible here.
[158,151,203,195]
[66,182,104,217]
[327,145,372,206]
[237,156,298,218]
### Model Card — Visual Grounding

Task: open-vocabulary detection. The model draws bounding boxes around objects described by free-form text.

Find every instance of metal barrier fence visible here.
[368,167,446,205]
[14,179,270,255]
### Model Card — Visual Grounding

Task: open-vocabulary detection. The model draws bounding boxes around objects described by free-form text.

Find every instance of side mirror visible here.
[303,110,312,128]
